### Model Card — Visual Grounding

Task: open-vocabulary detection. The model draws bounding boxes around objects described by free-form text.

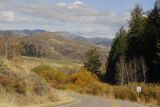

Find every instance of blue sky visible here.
[0,0,156,38]
[45,0,154,11]
[84,0,154,11]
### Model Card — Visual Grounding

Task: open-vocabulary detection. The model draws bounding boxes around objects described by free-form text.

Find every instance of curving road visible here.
[57,92,148,107]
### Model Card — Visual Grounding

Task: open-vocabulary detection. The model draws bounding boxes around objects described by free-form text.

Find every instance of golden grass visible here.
[0,60,60,106]
[0,95,76,107]
[32,64,160,106]
[23,56,82,70]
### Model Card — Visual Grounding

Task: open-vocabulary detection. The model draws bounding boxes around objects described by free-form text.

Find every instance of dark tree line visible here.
[0,37,46,61]
[21,42,46,57]
[106,0,160,84]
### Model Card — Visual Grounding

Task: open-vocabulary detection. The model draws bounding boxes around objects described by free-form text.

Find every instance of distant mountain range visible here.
[0,30,112,47]
[0,29,45,36]
[0,29,110,63]
[55,31,112,47]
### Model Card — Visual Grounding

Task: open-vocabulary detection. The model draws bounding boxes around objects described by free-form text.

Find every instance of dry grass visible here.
[32,64,160,106]
[20,32,109,63]
[0,60,60,106]
[23,56,82,73]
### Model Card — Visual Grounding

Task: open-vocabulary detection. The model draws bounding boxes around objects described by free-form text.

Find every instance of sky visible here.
[0,0,155,38]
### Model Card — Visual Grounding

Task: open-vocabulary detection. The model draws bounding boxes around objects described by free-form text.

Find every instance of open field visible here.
[23,56,82,73]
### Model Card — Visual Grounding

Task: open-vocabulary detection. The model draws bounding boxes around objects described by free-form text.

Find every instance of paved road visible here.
[57,92,149,107]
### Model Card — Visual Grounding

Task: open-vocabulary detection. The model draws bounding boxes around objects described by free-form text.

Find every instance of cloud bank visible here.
[0,0,130,38]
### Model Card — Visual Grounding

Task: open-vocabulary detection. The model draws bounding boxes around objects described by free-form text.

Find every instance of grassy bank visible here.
[32,64,160,106]
[0,60,60,106]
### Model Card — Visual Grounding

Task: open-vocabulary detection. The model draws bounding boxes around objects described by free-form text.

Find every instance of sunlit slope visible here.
[22,32,109,63]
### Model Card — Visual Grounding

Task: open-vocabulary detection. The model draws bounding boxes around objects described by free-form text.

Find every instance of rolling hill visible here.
[0,30,112,47]
[55,31,112,47]
[0,30,110,64]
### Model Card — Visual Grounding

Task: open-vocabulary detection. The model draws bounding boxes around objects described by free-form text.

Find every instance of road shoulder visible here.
[0,96,77,107]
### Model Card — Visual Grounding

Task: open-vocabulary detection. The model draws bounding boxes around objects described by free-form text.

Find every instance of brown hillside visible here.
[21,32,109,64]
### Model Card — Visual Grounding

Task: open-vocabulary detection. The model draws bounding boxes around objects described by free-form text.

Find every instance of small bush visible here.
[54,71,66,83]
[14,84,26,94]
[67,69,98,86]
[32,65,66,87]
[40,70,66,83]
[32,65,52,73]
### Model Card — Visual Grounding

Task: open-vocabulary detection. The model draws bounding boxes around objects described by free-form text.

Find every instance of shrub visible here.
[67,69,98,85]
[32,65,66,87]
[14,84,26,94]
[54,71,66,83]
[31,64,52,73]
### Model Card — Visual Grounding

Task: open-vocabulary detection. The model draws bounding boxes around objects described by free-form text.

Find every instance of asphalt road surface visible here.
[57,92,148,107]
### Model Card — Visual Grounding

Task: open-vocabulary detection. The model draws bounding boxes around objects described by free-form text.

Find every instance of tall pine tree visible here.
[127,4,146,59]
[142,0,160,82]
[106,1,160,84]
[106,27,127,84]
[154,38,160,68]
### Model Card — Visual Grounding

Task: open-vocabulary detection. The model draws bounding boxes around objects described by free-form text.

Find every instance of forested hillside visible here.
[106,0,160,84]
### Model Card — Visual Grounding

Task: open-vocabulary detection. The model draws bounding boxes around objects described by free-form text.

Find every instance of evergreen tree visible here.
[106,27,127,84]
[155,39,160,64]
[127,4,146,59]
[83,48,102,74]
[154,38,160,69]
[142,0,160,82]
[106,1,160,83]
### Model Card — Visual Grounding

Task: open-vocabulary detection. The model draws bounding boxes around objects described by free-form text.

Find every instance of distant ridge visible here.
[19,29,46,35]
[0,29,46,36]
[0,30,112,47]
[55,31,112,47]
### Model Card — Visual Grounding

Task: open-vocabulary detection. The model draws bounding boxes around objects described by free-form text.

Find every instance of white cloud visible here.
[0,0,130,38]
[56,3,67,7]
[76,24,117,38]
[81,27,95,33]
[68,1,84,9]
[56,1,84,9]
[73,1,84,5]
[0,10,15,22]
